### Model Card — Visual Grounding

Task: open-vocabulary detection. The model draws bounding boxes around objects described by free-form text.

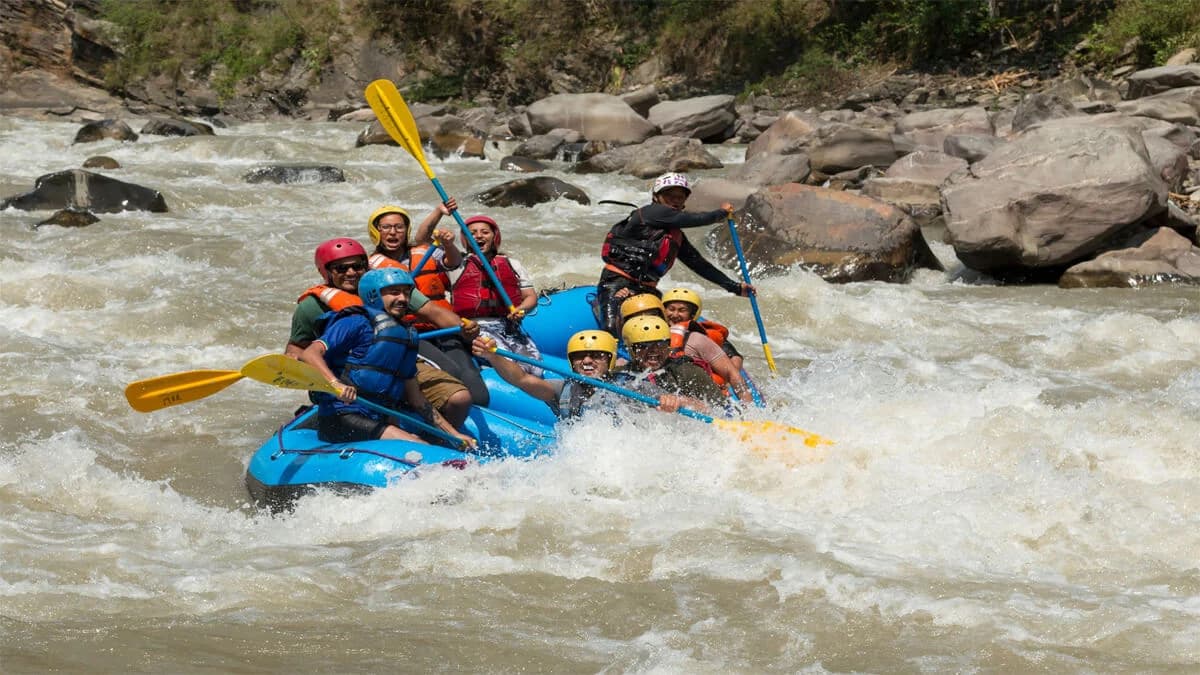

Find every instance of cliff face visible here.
[0,0,113,86]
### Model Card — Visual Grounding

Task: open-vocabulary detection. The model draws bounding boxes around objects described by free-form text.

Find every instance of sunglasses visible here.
[328,260,367,274]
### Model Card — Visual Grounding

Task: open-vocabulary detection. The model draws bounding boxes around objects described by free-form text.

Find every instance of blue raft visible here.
[245,285,602,511]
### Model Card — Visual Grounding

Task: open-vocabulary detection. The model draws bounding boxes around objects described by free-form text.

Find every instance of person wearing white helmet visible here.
[595,172,755,338]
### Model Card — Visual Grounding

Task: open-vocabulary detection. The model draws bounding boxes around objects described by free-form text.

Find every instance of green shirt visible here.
[615,358,726,405]
[287,290,429,348]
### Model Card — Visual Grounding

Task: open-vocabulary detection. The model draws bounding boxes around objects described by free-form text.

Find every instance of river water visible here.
[2,115,1199,672]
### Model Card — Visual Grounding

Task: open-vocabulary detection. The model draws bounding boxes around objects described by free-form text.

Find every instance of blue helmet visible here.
[358,268,414,312]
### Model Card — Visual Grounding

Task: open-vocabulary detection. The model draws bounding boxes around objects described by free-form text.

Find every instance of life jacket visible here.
[601,207,684,284]
[296,285,362,311]
[551,379,623,420]
[644,357,725,402]
[451,254,522,318]
[370,247,452,330]
[327,307,420,407]
[669,321,730,388]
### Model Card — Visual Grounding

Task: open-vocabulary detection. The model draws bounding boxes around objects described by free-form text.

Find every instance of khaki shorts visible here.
[415,362,467,410]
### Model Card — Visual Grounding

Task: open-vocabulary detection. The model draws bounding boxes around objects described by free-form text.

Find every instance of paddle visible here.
[124,327,464,413]
[240,354,475,450]
[365,79,521,318]
[125,369,244,413]
[408,239,439,277]
[487,346,832,450]
[726,212,778,375]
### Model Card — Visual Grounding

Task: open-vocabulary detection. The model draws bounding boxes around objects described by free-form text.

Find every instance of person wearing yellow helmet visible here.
[471,329,696,418]
[661,288,752,402]
[595,172,756,339]
[618,315,725,407]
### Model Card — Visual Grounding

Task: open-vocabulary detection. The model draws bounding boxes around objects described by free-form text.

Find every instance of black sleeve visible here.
[639,203,727,230]
[676,235,741,293]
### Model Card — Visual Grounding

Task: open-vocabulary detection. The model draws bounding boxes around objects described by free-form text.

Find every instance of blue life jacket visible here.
[323,307,419,408]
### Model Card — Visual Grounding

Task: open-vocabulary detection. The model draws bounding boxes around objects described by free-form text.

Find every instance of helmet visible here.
[662,288,702,316]
[566,330,618,368]
[619,293,665,319]
[314,238,367,283]
[357,268,415,312]
[622,315,671,346]
[461,215,500,251]
[651,172,691,197]
[367,205,412,246]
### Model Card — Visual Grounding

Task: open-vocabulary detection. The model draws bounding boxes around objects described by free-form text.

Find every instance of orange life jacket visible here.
[370,247,453,331]
[296,285,362,311]
[669,320,731,388]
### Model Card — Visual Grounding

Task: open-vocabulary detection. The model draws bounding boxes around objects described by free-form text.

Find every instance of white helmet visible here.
[651,172,691,197]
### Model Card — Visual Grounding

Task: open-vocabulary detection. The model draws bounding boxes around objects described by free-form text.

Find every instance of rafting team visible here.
[285,172,758,449]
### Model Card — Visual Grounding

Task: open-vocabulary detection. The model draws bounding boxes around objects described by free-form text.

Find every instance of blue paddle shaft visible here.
[410,241,438,276]
[429,177,518,313]
[417,326,461,340]
[727,217,770,346]
[492,347,714,424]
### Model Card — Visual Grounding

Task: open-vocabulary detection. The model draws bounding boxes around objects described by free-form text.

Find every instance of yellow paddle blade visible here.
[364,79,435,179]
[762,343,779,375]
[713,418,834,465]
[124,370,243,413]
[240,354,339,395]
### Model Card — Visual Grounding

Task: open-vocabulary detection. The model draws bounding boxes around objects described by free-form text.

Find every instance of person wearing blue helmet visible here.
[300,268,476,448]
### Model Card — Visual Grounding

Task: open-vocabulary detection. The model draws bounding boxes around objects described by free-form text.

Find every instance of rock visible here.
[941,124,1167,277]
[74,119,137,144]
[1166,48,1198,67]
[894,107,994,151]
[512,132,569,160]
[1,169,167,213]
[708,184,941,282]
[726,153,811,186]
[355,120,397,147]
[807,123,901,175]
[646,95,736,141]
[336,108,378,123]
[140,117,215,137]
[526,93,657,143]
[884,150,969,183]
[861,176,944,227]
[1114,86,1200,126]
[499,156,548,173]
[242,164,346,184]
[475,176,590,207]
[686,178,757,213]
[574,135,722,177]
[1127,65,1200,98]
[1049,76,1122,105]
[1059,227,1200,288]
[1011,92,1080,132]
[745,111,826,161]
[621,85,660,117]
[35,208,99,228]
[82,156,119,170]
[942,134,1001,163]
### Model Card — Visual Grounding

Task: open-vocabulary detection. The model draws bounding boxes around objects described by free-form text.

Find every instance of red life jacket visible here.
[451,254,522,318]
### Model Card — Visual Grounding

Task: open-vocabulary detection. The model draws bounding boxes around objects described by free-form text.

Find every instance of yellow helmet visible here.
[367,205,412,246]
[619,293,665,319]
[566,330,618,368]
[661,288,701,316]
[622,315,671,346]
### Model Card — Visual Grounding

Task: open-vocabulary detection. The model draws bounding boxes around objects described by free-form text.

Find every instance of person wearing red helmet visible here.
[285,237,478,423]
[595,172,755,339]
[449,214,543,374]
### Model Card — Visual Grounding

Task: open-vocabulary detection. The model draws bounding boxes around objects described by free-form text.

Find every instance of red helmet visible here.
[461,215,500,252]
[314,237,367,282]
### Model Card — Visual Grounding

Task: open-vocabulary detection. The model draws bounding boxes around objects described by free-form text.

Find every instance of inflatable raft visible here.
[244,285,601,510]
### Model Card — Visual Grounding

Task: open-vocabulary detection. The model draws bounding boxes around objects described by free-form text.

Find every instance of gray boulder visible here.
[74,119,137,144]
[35,208,100,228]
[140,117,215,137]
[895,107,993,150]
[526,93,657,143]
[727,153,811,186]
[1127,65,1200,99]
[243,165,346,184]
[807,123,901,175]
[941,124,1167,275]
[475,176,590,208]
[2,170,167,213]
[575,136,722,177]
[1059,227,1200,288]
[647,95,736,141]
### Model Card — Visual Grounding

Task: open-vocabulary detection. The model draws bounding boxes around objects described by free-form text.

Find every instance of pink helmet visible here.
[314,237,367,282]
[462,215,500,252]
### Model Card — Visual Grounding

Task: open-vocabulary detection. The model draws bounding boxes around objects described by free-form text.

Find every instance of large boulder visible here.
[474,176,590,208]
[1115,86,1200,126]
[941,124,1167,276]
[1,170,167,213]
[744,110,826,161]
[73,119,137,143]
[140,116,215,137]
[807,123,901,175]
[1126,65,1200,99]
[525,93,657,143]
[646,95,736,141]
[574,135,722,177]
[708,184,941,282]
[726,152,811,187]
[1059,227,1200,288]
[894,107,993,150]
